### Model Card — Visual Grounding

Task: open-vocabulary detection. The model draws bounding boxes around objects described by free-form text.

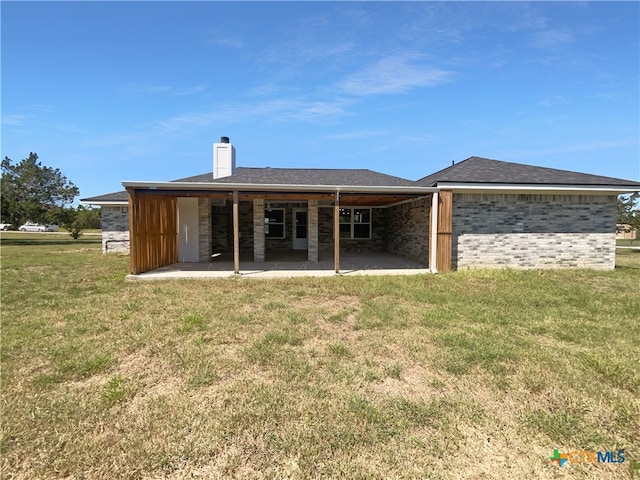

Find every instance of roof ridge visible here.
[416,156,474,183]
[237,166,371,171]
[417,156,640,186]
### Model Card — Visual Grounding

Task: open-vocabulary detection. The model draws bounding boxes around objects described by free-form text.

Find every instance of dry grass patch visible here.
[2,234,639,479]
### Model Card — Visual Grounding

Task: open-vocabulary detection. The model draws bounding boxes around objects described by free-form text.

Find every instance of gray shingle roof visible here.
[207,167,416,186]
[81,167,415,203]
[417,156,640,187]
[81,190,129,203]
[82,158,640,203]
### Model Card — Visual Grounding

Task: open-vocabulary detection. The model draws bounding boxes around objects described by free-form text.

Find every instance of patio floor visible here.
[127,251,431,280]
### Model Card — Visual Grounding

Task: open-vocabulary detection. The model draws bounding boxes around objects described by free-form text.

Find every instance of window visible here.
[264,208,285,238]
[339,208,371,239]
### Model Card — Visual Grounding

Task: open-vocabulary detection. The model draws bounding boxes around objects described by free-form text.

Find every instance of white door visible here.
[292,209,308,250]
[177,198,200,262]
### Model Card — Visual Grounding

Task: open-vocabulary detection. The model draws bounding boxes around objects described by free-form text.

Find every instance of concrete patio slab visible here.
[126,251,432,280]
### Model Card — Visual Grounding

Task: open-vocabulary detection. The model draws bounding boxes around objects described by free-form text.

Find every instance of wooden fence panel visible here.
[128,191,177,274]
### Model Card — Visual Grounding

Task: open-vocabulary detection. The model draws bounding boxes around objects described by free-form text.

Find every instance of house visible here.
[616,223,637,240]
[82,137,640,274]
[415,157,640,270]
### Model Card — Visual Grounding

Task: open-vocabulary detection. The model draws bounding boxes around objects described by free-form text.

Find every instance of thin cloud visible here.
[323,130,388,140]
[206,37,244,49]
[339,54,452,96]
[531,29,576,49]
[153,112,217,135]
[25,104,54,113]
[541,140,636,155]
[155,97,352,134]
[509,140,637,160]
[1,114,30,126]
[202,29,244,49]
[539,96,569,107]
[121,83,207,96]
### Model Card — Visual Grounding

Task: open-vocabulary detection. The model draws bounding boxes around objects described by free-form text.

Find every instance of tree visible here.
[56,205,101,239]
[617,193,640,230]
[1,153,79,227]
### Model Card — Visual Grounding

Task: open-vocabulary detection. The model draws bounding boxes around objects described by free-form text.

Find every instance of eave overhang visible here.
[122,180,439,195]
[80,200,128,206]
[435,182,640,195]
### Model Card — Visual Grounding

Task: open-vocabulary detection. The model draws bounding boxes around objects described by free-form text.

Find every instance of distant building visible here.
[616,223,637,240]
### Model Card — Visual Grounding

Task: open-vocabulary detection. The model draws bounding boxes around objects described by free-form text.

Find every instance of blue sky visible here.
[2,1,639,200]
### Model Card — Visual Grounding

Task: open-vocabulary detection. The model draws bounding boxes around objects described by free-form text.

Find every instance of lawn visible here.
[1,233,638,479]
[617,238,639,247]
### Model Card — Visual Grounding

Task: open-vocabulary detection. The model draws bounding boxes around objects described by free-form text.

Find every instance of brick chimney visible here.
[213,136,236,179]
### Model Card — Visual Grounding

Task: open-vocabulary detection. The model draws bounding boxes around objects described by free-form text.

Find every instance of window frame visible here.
[339,207,372,240]
[264,208,286,239]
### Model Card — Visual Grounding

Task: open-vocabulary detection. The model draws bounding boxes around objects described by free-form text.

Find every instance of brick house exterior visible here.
[82,141,640,273]
[449,194,616,270]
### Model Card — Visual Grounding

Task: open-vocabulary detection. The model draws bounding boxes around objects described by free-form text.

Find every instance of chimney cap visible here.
[220,136,230,144]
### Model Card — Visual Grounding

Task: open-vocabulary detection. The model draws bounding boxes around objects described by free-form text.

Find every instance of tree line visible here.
[1,152,639,238]
[617,193,640,230]
[1,153,100,238]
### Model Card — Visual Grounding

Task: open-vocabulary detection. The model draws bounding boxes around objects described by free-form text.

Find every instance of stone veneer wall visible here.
[452,193,617,270]
[386,198,430,264]
[101,206,130,253]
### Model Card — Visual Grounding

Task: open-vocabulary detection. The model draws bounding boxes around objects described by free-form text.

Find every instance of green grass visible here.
[617,238,639,247]
[1,233,639,479]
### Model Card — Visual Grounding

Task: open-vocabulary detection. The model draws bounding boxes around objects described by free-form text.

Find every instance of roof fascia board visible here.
[80,200,128,206]
[437,182,640,194]
[122,180,439,194]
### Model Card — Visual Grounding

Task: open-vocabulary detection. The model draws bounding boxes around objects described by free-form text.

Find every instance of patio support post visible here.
[436,189,453,273]
[334,191,340,273]
[127,188,138,274]
[233,190,240,274]
[430,191,439,273]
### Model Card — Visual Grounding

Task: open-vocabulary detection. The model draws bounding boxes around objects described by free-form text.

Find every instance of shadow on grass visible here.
[0,237,100,246]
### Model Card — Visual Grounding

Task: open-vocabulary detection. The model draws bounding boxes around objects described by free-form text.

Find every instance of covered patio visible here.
[123,181,453,278]
[126,251,431,280]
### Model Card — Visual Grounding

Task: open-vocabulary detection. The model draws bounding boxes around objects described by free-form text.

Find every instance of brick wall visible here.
[452,194,617,270]
[198,198,212,262]
[253,199,265,262]
[263,203,307,251]
[386,198,430,264]
[101,206,130,253]
[308,200,319,262]
[318,207,386,253]
[211,201,230,253]
[239,201,254,252]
